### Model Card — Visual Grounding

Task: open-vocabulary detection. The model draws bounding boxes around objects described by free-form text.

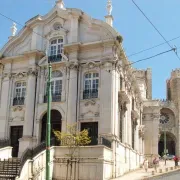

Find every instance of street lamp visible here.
[46,50,52,180]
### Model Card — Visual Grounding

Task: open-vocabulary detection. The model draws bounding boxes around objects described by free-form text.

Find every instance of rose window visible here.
[159,113,169,124]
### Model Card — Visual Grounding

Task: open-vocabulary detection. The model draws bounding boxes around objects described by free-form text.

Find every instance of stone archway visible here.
[41,110,62,142]
[158,132,176,156]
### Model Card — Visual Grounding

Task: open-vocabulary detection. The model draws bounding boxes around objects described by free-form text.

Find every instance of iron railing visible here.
[99,137,112,149]
[13,97,25,106]
[18,138,58,176]
[44,94,61,103]
[0,139,10,148]
[48,54,62,63]
[83,89,98,99]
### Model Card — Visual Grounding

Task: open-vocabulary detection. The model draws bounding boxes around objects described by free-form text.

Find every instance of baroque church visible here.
[0,0,179,179]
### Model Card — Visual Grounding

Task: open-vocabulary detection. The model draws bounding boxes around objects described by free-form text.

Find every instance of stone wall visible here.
[0,147,12,160]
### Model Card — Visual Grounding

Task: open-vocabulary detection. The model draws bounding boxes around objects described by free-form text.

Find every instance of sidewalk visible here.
[113,160,175,180]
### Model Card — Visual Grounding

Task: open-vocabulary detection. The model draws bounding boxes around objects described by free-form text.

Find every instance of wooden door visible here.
[10,126,23,157]
[81,122,98,145]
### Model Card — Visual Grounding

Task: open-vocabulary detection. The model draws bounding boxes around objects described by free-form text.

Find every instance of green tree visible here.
[53,124,91,180]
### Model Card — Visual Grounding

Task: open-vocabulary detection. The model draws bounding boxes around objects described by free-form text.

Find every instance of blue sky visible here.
[1,0,180,99]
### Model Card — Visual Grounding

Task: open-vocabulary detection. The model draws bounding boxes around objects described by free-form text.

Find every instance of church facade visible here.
[0,0,179,178]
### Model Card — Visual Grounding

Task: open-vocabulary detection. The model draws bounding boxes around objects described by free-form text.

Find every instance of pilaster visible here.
[39,67,45,104]
[19,67,37,154]
[66,62,79,125]
[143,107,160,164]
[0,72,11,138]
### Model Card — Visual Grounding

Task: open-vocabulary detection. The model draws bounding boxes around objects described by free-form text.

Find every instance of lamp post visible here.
[46,52,52,180]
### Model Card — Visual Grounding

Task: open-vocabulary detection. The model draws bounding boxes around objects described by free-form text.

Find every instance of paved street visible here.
[113,160,175,180]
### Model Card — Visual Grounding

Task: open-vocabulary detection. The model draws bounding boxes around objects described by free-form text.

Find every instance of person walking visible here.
[153,157,159,172]
[173,155,179,166]
[143,158,149,172]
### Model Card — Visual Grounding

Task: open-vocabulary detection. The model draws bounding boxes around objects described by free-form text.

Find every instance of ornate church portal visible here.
[158,132,176,156]
[158,108,176,156]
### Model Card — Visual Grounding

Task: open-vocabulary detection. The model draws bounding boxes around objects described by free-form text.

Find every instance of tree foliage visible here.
[53,124,91,157]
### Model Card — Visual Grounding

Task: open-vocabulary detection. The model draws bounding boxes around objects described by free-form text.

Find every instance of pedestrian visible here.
[173,155,179,166]
[143,158,149,172]
[153,157,159,172]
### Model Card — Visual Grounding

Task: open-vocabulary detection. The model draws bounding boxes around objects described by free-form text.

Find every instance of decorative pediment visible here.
[12,106,24,112]
[9,116,24,122]
[84,99,96,106]
[38,53,69,66]
[46,29,68,40]
[12,72,28,79]
[80,110,99,118]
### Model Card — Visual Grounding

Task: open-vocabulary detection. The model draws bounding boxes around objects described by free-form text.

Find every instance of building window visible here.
[13,82,26,106]
[48,38,63,63]
[83,72,99,99]
[44,71,62,103]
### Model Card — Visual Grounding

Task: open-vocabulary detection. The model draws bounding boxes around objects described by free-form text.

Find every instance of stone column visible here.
[151,113,160,155]
[99,63,114,135]
[0,72,11,138]
[143,110,160,164]
[38,67,45,104]
[67,63,78,125]
[19,68,37,155]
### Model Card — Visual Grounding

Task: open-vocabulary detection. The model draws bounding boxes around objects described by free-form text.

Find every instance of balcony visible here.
[44,94,61,103]
[13,97,25,106]
[83,89,98,99]
[48,54,62,63]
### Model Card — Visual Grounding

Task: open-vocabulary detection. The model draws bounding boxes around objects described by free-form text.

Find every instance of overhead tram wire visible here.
[0,11,177,76]
[127,35,180,58]
[131,0,180,61]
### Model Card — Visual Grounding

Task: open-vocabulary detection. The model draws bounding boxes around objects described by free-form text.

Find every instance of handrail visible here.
[0,139,10,148]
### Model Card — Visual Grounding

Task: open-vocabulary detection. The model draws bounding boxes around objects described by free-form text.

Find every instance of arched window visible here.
[83,72,99,99]
[13,82,26,105]
[44,71,63,102]
[49,38,63,62]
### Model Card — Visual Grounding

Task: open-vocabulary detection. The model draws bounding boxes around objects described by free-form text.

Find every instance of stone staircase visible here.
[0,158,20,179]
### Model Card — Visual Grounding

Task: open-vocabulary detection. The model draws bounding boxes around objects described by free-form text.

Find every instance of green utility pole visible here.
[46,60,52,180]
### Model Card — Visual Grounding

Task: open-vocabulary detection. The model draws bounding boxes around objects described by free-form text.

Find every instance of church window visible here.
[83,72,99,99]
[44,71,63,102]
[48,38,63,63]
[13,82,26,106]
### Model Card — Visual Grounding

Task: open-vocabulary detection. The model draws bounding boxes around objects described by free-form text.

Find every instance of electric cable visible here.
[131,0,180,61]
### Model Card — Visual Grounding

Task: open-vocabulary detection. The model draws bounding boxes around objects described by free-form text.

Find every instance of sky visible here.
[1,0,180,99]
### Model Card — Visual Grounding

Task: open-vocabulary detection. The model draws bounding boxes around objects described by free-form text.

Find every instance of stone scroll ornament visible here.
[159,113,169,124]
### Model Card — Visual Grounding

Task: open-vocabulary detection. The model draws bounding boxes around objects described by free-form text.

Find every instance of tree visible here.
[53,124,91,180]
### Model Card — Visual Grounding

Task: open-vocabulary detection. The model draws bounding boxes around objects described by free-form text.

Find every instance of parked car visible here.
[163,154,175,160]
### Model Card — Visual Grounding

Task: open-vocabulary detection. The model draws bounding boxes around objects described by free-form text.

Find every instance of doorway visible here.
[81,122,98,145]
[158,132,176,156]
[10,126,23,157]
[41,110,62,142]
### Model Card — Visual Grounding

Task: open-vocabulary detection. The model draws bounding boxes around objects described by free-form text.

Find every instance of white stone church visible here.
[0,0,179,179]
